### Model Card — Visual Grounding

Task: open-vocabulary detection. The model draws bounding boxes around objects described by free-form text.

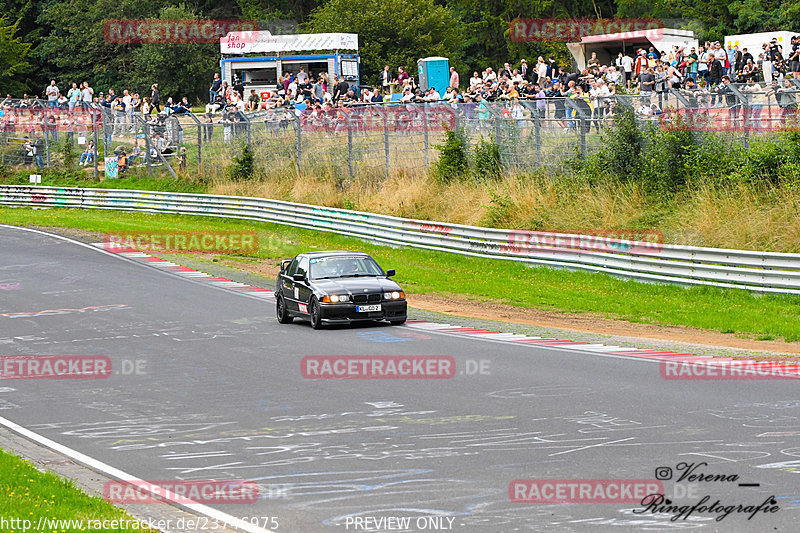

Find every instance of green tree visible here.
[129,4,219,103]
[0,16,31,95]
[36,0,157,94]
[305,0,462,83]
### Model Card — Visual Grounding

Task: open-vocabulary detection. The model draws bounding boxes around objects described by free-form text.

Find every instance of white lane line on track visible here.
[0,416,275,533]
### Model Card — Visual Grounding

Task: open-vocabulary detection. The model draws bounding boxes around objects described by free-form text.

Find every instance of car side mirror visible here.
[292,273,306,282]
[386,269,396,277]
[281,258,292,272]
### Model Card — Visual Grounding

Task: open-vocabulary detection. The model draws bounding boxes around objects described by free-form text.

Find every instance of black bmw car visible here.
[275,251,408,329]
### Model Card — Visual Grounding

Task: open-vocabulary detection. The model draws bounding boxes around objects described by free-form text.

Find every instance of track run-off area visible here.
[1,225,800,532]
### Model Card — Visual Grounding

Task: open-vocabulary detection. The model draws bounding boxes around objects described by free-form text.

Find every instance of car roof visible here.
[299,250,370,258]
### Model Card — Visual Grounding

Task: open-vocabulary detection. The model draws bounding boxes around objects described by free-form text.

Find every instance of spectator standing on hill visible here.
[621,52,633,88]
[46,80,59,109]
[81,82,93,110]
[381,65,392,94]
[449,67,459,89]
[209,73,221,103]
[67,83,80,114]
[150,84,161,114]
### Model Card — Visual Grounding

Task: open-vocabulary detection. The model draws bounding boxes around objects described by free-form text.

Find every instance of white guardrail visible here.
[3,184,800,295]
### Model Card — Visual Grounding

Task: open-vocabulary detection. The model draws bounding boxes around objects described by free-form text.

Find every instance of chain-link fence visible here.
[3,82,798,178]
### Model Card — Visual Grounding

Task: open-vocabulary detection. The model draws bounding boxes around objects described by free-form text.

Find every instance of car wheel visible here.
[309,297,323,330]
[388,318,406,326]
[276,294,293,324]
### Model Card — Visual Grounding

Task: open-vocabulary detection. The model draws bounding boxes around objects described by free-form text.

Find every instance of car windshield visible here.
[309,256,384,279]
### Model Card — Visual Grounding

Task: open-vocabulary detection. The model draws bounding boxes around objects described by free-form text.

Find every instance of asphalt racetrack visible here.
[1,225,799,532]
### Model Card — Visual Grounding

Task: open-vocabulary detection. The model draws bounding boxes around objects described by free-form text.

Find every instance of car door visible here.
[293,256,312,314]
[281,256,300,312]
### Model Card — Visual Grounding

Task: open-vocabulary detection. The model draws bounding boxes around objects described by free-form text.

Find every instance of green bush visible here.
[433,127,469,182]
[227,141,255,181]
[595,107,645,181]
[472,135,501,180]
[59,140,75,170]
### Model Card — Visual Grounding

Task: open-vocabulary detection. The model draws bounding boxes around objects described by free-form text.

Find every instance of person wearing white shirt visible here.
[470,72,482,89]
[621,54,634,87]
[536,57,548,82]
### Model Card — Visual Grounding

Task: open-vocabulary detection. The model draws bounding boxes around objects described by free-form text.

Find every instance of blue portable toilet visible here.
[417,57,450,94]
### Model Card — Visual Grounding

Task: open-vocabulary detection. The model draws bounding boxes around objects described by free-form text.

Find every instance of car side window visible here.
[286,257,299,276]
[296,257,309,279]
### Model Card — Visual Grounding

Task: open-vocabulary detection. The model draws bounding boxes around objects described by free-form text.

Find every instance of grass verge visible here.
[2,206,800,342]
[0,448,157,532]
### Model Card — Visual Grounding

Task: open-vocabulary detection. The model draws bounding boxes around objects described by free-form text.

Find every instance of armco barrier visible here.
[3,185,800,295]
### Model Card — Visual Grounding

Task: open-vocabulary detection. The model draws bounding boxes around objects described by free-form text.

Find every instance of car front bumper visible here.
[319,300,407,323]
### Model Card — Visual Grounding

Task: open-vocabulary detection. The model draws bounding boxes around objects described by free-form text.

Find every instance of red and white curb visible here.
[403,320,800,372]
[93,242,275,299]
[93,242,799,371]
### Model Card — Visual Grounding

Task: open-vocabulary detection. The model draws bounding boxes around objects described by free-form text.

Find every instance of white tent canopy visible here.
[567,28,697,71]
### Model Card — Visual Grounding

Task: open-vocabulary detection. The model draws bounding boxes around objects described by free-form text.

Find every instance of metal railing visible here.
[2,184,800,295]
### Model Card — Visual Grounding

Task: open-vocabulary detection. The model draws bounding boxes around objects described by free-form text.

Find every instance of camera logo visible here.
[655,467,673,480]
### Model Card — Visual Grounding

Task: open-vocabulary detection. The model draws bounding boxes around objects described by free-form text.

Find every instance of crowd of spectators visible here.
[2,33,799,169]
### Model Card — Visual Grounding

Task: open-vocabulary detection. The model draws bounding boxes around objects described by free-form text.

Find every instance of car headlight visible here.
[384,291,405,300]
[325,294,349,303]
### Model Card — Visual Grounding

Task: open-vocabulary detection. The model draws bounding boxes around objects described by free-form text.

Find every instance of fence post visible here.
[295,112,302,175]
[45,132,50,168]
[347,117,354,178]
[534,114,542,166]
[422,103,430,167]
[142,118,152,176]
[579,117,587,159]
[91,108,99,180]
[383,108,390,179]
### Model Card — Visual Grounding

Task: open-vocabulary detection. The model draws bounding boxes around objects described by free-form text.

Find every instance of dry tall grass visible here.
[209,171,800,252]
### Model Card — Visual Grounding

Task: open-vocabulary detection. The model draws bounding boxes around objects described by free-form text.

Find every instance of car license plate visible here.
[356,304,381,313]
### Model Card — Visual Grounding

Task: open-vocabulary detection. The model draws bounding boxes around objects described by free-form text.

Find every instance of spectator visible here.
[33,133,44,168]
[639,66,656,96]
[449,67,459,89]
[209,73,221,103]
[79,140,95,166]
[247,89,260,111]
[45,80,59,109]
[67,83,80,114]
[381,64,392,94]
[151,84,161,114]
[81,82,94,110]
